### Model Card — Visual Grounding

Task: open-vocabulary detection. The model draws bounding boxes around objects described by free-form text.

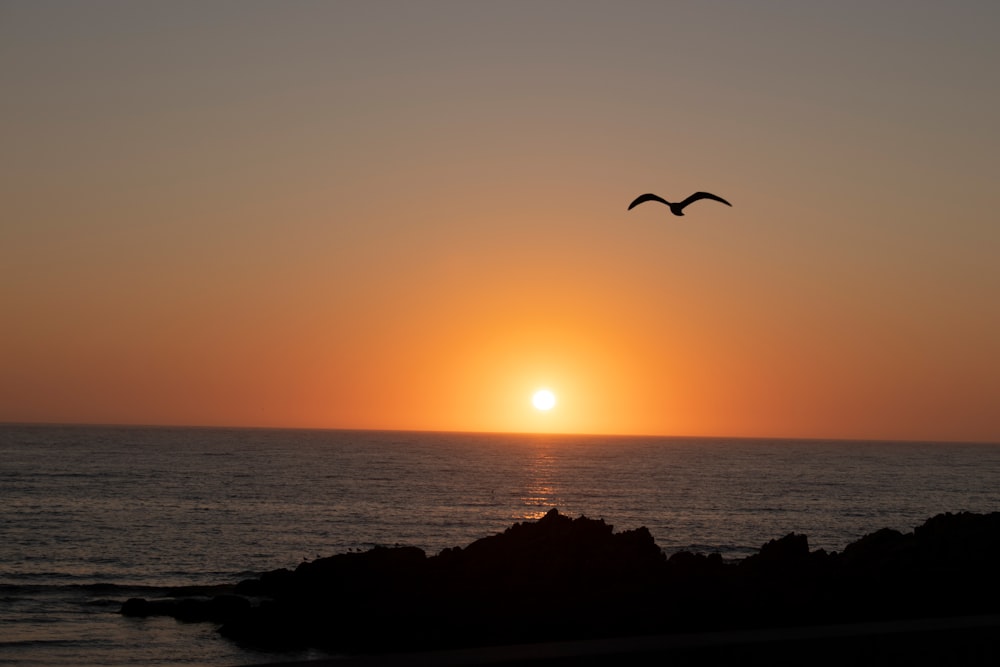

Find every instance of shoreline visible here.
[250,614,1000,666]
[121,509,1000,660]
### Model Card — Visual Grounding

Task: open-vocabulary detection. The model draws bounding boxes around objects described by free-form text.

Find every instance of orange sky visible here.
[3,2,999,441]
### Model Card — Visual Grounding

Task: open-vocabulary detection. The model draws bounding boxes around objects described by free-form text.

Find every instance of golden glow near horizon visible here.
[2,3,999,441]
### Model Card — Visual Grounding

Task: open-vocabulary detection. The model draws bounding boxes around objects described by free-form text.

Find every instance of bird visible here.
[627,191,732,216]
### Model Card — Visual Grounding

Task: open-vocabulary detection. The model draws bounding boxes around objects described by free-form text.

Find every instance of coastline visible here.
[7,427,1000,666]
[121,509,1000,662]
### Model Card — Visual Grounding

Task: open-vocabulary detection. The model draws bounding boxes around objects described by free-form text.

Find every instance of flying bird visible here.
[627,192,732,216]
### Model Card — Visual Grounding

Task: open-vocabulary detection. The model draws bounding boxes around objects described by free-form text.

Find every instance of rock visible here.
[120,594,251,624]
[292,544,427,597]
[435,509,664,596]
[120,597,182,618]
[841,527,911,569]
[235,567,294,597]
[120,597,152,617]
[666,550,725,574]
[914,512,1000,566]
[125,510,1000,656]
[742,532,811,572]
[219,509,670,650]
[174,595,252,623]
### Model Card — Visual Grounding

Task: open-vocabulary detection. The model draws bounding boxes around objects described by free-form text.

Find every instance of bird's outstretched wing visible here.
[678,191,732,209]
[627,193,670,210]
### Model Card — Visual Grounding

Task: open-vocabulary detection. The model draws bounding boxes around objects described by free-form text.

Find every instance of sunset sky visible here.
[3,1,999,441]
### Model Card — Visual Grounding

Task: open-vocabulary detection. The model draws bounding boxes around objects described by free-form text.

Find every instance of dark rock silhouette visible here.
[121,509,1000,657]
[122,593,250,623]
[743,532,810,571]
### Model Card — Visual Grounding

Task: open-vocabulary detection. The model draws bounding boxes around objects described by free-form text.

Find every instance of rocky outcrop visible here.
[121,509,1000,655]
[121,594,250,623]
[216,509,670,650]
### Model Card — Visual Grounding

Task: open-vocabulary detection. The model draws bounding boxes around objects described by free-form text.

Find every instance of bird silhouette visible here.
[627,192,731,216]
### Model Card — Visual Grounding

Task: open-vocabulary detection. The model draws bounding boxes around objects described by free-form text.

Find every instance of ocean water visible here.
[2,424,999,666]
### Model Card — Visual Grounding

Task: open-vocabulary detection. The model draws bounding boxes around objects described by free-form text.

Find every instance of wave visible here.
[0,638,89,649]
[0,581,239,599]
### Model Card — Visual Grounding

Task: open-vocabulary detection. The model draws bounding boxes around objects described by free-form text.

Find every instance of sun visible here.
[531,389,557,411]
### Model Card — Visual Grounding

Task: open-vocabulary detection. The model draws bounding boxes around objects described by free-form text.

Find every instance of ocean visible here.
[2,424,999,666]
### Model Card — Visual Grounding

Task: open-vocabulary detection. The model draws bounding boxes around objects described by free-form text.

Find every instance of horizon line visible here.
[2,420,998,446]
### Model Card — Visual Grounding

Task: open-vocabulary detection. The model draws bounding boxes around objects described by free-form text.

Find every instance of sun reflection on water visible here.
[515,448,561,521]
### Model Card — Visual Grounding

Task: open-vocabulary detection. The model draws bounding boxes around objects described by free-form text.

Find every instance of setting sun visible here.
[532,389,557,411]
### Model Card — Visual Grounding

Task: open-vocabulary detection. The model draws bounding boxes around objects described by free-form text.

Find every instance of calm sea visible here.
[2,424,999,666]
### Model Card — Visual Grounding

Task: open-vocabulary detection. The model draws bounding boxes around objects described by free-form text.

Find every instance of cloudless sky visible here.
[3,1,999,440]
